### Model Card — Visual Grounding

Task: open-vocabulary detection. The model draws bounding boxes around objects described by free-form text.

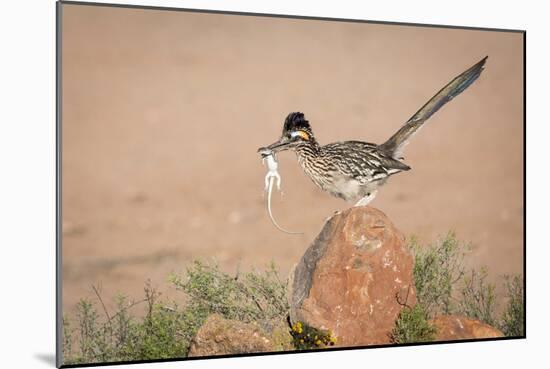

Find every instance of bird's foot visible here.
[323,210,342,222]
[354,191,378,207]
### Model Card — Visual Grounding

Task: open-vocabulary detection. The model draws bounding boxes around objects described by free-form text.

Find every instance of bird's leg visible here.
[354,190,378,207]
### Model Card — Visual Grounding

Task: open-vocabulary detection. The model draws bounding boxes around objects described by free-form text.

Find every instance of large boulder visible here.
[289,206,416,346]
[187,315,292,357]
[430,315,504,340]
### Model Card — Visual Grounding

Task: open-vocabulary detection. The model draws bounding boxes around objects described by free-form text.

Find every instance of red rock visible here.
[187,314,289,357]
[430,315,504,340]
[289,206,416,346]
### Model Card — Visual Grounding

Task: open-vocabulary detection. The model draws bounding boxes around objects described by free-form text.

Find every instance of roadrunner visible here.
[258,57,487,206]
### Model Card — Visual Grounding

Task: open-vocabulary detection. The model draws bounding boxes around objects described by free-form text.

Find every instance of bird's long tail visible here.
[379,56,488,159]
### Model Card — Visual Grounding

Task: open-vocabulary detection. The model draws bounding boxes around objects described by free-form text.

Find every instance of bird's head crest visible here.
[283,112,311,135]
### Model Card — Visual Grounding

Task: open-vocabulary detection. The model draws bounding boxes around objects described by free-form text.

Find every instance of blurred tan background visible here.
[61,4,524,314]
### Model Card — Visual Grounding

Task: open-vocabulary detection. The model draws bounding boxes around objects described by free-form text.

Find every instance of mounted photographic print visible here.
[56,1,525,367]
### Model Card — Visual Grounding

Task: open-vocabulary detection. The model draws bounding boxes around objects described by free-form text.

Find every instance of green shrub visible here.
[74,298,104,362]
[62,315,73,361]
[456,268,497,327]
[499,275,525,336]
[116,286,195,360]
[170,260,288,329]
[406,233,524,340]
[63,262,288,365]
[64,283,194,365]
[410,232,467,316]
[391,304,437,344]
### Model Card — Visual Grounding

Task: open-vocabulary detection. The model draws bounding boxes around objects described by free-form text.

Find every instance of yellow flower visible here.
[315,339,322,346]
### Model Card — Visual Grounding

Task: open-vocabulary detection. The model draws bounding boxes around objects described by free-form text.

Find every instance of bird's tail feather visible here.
[379,56,488,158]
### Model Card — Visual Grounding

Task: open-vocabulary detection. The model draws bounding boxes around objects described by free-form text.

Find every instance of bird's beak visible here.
[259,137,294,154]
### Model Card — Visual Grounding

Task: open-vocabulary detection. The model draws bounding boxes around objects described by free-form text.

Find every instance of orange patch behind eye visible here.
[297,131,310,140]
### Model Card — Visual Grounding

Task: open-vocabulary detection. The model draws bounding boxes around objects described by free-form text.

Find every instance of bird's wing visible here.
[348,150,411,183]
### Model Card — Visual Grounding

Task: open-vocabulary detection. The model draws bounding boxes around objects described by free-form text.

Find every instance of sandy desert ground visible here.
[61,4,524,315]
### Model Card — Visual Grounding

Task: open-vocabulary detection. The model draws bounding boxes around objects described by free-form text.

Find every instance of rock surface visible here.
[430,315,504,340]
[289,206,416,346]
[187,315,293,357]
